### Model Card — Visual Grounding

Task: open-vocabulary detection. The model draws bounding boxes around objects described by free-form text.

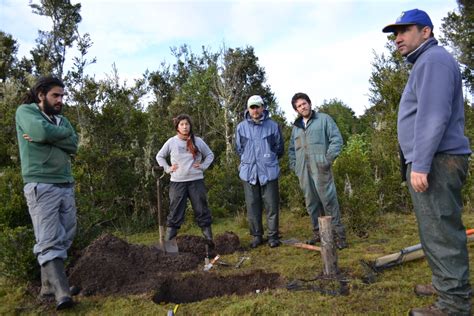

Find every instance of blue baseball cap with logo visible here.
[382,9,433,33]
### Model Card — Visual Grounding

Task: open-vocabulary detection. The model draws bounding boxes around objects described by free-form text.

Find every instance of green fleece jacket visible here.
[15,103,78,183]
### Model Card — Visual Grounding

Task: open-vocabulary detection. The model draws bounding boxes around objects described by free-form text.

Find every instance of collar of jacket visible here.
[244,108,269,125]
[293,110,317,129]
[406,37,438,64]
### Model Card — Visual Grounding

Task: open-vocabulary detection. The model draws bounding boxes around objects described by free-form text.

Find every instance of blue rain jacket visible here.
[235,110,284,185]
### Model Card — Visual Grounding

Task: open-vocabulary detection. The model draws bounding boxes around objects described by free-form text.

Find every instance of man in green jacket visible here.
[16,76,78,310]
[288,92,346,249]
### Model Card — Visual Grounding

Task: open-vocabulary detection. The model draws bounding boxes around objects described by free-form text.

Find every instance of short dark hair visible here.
[291,92,312,110]
[22,76,64,104]
[416,24,434,37]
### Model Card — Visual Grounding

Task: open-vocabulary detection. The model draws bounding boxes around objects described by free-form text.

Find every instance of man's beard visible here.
[42,98,62,116]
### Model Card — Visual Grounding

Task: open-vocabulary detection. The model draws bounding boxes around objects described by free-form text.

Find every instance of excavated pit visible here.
[153,270,284,304]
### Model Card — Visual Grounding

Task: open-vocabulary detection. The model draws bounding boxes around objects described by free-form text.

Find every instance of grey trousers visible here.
[23,183,77,266]
[297,162,345,239]
[407,154,471,314]
[242,179,280,241]
[167,179,212,228]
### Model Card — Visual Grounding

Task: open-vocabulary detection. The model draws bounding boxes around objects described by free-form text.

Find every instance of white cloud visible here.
[1,0,463,119]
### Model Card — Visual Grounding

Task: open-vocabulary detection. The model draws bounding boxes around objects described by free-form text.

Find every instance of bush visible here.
[206,156,245,218]
[333,135,379,235]
[0,167,29,228]
[0,225,37,282]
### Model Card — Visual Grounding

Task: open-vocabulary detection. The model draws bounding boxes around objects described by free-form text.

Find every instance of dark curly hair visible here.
[22,76,64,104]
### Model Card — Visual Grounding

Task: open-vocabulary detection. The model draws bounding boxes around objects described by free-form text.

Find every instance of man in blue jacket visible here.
[235,95,284,248]
[288,93,346,249]
[383,9,472,315]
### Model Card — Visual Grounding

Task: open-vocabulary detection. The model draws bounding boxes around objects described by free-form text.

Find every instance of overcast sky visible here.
[0,0,459,120]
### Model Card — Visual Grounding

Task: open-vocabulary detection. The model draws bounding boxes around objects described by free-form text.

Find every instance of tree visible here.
[212,46,275,162]
[361,42,412,214]
[0,32,18,82]
[29,0,82,77]
[318,99,360,143]
[440,0,474,93]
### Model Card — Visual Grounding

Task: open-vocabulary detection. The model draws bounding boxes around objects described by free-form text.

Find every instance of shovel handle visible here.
[292,242,321,252]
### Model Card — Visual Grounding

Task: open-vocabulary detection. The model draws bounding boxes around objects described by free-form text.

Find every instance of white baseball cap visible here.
[247,95,264,108]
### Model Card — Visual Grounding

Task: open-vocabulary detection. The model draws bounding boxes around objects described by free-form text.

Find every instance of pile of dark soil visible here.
[177,231,242,258]
[68,231,244,297]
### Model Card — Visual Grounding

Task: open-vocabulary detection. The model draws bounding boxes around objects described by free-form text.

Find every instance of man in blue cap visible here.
[383,9,472,316]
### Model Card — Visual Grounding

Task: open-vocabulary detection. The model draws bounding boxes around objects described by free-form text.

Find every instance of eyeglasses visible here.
[249,105,261,109]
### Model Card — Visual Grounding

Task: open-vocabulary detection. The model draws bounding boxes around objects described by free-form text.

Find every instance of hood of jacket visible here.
[244,108,270,124]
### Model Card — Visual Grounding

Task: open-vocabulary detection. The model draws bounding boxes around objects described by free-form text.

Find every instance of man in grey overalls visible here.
[288,92,346,249]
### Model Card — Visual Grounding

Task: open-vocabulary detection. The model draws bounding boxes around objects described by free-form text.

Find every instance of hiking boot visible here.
[414,284,437,296]
[250,236,263,248]
[268,239,281,248]
[307,231,321,245]
[408,304,448,316]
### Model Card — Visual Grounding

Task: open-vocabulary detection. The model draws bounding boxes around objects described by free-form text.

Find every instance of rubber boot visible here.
[39,265,54,298]
[333,229,347,250]
[250,236,263,248]
[43,258,74,310]
[165,227,178,241]
[40,265,80,298]
[201,226,215,248]
[307,230,321,245]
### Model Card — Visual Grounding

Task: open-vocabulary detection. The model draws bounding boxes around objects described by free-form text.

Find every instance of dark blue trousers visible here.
[167,179,212,228]
[407,154,471,314]
[242,179,280,241]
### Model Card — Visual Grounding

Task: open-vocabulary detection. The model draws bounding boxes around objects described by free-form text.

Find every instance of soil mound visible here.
[177,231,241,258]
[69,234,201,296]
[68,231,243,297]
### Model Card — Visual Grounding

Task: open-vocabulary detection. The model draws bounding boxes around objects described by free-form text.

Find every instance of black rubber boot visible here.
[333,228,348,250]
[201,226,215,248]
[43,259,74,310]
[307,230,321,245]
[250,236,263,248]
[165,227,178,241]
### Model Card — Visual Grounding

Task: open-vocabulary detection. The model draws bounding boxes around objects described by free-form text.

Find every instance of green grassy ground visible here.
[2,210,474,315]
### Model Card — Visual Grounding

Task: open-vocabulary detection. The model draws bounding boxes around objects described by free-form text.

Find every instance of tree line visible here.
[0,0,472,280]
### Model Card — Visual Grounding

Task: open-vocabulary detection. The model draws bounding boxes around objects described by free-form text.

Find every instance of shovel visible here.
[156,168,178,254]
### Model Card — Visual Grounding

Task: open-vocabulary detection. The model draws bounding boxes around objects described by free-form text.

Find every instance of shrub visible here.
[333,135,379,235]
[206,157,245,218]
[0,225,37,282]
[0,167,29,228]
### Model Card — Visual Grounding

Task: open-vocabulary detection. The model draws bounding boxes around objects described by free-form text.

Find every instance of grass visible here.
[2,210,474,315]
